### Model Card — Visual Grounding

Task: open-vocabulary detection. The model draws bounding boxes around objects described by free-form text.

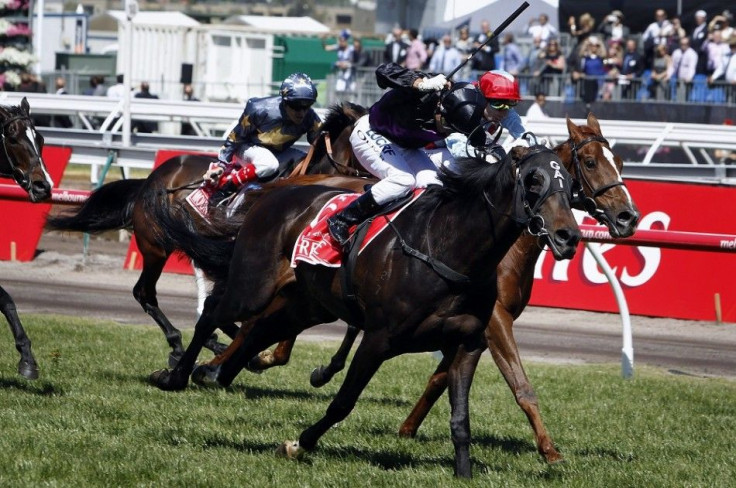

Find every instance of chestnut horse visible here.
[0,97,53,379]
[148,145,581,478]
[195,113,640,464]
[46,102,368,366]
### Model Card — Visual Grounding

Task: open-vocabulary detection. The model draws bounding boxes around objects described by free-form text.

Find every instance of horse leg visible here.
[278,332,386,458]
[149,293,222,391]
[0,285,38,380]
[445,342,484,478]
[132,251,185,368]
[487,306,563,463]
[246,336,296,372]
[398,354,452,437]
[310,325,360,387]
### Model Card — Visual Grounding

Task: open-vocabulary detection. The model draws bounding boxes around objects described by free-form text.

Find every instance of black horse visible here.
[149,145,581,478]
[0,97,52,379]
[46,102,369,366]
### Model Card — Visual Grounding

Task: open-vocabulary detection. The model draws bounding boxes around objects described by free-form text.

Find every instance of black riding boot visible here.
[327,190,382,246]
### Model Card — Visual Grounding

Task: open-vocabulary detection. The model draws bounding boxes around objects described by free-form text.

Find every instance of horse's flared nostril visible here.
[31,180,52,200]
[616,209,640,236]
[554,228,581,248]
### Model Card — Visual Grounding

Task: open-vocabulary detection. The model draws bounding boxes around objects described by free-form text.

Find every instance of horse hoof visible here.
[149,369,187,391]
[191,364,223,388]
[398,425,418,438]
[18,360,39,380]
[205,340,228,356]
[309,367,329,388]
[275,440,305,460]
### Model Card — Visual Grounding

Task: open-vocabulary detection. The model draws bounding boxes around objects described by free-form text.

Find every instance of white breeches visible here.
[234,144,306,178]
[350,115,440,205]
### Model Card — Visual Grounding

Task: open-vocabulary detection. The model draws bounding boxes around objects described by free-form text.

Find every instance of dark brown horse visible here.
[46,102,368,366]
[148,144,581,478]
[194,113,640,464]
[1,97,52,379]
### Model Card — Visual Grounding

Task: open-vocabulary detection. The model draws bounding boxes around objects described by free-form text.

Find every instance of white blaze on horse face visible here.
[602,146,632,205]
[25,127,54,187]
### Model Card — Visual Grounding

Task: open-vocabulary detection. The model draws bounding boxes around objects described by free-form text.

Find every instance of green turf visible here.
[0,315,734,487]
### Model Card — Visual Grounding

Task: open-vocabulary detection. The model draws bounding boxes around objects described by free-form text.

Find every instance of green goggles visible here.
[488,101,517,111]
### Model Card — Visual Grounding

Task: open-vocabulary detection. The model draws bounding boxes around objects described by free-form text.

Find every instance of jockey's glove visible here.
[203,162,224,184]
[417,74,448,92]
[488,145,507,164]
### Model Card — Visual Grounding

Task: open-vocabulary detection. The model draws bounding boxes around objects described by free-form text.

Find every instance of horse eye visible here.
[584,158,596,169]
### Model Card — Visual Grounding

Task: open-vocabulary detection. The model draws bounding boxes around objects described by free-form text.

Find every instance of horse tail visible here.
[145,183,235,284]
[46,179,144,232]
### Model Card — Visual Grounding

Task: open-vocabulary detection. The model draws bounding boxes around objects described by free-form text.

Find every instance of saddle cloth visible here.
[290,189,424,268]
[185,181,262,220]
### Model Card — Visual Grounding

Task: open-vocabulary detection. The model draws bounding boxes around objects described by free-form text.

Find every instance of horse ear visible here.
[509,145,528,161]
[566,116,582,140]
[20,97,31,115]
[586,112,602,135]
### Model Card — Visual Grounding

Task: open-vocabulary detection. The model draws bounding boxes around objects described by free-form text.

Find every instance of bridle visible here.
[568,135,626,225]
[0,114,41,188]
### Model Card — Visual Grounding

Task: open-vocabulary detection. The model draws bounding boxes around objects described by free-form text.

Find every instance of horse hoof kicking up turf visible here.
[275,440,305,460]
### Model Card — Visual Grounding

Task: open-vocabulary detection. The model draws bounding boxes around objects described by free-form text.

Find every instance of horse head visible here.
[561,113,639,238]
[0,97,52,202]
[509,144,581,260]
[307,102,370,177]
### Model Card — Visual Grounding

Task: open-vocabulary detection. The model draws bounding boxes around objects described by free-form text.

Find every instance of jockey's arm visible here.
[218,101,260,164]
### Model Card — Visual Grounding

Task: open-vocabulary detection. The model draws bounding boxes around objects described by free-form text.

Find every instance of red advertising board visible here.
[530,179,736,323]
[123,150,215,274]
[0,146,72,261]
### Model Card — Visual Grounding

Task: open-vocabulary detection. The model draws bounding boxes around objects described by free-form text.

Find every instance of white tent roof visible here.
[223,15,330,34]
[105,10,200,27]
[438,0,559,33]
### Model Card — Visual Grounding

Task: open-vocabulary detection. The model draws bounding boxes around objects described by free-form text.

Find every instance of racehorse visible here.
[45,102,368,367]
[0,97,53,379]
[148,144,582,478]
[193,113,640,464]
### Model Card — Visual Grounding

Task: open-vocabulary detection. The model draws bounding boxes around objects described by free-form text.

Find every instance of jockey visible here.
[204,72,321,205]
[327,62,487,246]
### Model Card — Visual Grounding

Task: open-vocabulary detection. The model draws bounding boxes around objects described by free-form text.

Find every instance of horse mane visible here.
[418,153,514,209]
[319,102,367,141]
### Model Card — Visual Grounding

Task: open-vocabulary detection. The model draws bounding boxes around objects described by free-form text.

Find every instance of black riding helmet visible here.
[439,82,487,147]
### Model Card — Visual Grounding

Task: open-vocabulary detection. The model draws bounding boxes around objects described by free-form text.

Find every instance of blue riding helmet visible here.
[280,73,318,103]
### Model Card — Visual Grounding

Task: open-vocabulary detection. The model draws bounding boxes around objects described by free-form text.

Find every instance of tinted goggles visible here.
[488,100,517,111]
[287,101,313,111]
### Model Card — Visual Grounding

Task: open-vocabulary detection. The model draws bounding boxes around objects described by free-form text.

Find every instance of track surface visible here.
[2,232,735,380]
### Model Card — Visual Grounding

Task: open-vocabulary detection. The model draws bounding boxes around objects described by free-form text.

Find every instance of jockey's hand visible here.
[537,137,552,149]
[417,74,448,92]
[488,145,507,163]
[203,163,224,184]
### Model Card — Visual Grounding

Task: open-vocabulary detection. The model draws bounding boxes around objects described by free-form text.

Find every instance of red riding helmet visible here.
[478,70,521,102]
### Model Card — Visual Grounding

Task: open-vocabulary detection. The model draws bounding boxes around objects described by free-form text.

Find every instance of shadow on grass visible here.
[0,377,60,395]
[228,384,411,407]
[575,446,636,462]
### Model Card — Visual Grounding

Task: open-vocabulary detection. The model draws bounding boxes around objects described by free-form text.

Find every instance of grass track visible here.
[0,315,734,487]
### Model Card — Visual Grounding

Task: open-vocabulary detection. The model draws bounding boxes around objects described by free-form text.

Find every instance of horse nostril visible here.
[554,229,580,247]
[32,180,51,196]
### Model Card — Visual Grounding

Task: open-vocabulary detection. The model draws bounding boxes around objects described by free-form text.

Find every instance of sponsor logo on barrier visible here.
[720,238,736,249]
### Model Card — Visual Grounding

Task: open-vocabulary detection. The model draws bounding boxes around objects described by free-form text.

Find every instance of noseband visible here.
[569,135,626,223]
[0,114,39,188]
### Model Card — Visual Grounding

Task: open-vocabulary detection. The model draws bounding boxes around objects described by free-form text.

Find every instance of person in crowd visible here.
[705,30,729,76]
[666,36,698,99]
[203,73,321,206]
[501,33,523,75]
[52,77,74,128]
[181,84,200,136]
[132,81,159,133]
[471,20,499,72]
[571,36,607,106]
[106,74,127,99]
[642,9,672,67]
[323,31,355,93]
[405,28,428,70]
[601,42,623,101]
[526,13,558,49]
[384,26,408,66]
[524,36,545,75]
[326,63,487,246]
[709,10,734,41]
[454,26,473,81]
[663,17,687,55]
[649,43,673,99]
[525,91,549,120]
[597,10,629,46]
[17,72,50,126]
[351,37,373,70]
[428,34,462,74]
[618,38,646,100]
[708,36,736,99]
[534,39,566,96]
[691,10,710,75]
[569,12,596,49]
